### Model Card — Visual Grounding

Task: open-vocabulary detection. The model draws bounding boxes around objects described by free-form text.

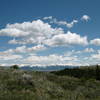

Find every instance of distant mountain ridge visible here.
[20,65,78,71]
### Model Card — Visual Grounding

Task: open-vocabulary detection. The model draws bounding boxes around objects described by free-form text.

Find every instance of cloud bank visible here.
[0,15,99,66]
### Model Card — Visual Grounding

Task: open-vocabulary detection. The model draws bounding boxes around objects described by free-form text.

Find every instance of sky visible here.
[0,0,100,67]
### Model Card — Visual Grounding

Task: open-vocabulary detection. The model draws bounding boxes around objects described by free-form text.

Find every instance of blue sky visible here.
[0,0,100,66]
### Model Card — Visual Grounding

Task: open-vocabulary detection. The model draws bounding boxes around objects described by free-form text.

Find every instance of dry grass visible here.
[0,67,100,100]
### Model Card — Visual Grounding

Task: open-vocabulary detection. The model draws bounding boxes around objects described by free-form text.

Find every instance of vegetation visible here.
[51,65,100,80]
[0,65,100,100]
[10,65,19,69]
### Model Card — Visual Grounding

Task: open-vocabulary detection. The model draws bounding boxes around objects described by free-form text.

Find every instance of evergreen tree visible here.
[96,64,100,80]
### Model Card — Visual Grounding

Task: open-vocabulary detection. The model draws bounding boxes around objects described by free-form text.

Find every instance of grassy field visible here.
[0,66,100,100]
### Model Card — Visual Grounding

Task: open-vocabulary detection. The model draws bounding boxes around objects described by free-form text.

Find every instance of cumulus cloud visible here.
[22,54,78,66]
[91,51,100,59]
[8,39,18,44]
[0,54,22,60]
[0,47,98,66]
[66,20,78,28]
[90,38,100,46]
[50,18,78,28]
[0,19,63,38]
[71,48,95,55]
[43,16,53,20]
[0,19,88,47]
[5,45,46,54]
[44,31,88,46]
[81,15,90,21]
[0,49,79,66]
[83,48,94,53]
[8,37,39,44]
[1,19,65,45]
[0,17,95,66]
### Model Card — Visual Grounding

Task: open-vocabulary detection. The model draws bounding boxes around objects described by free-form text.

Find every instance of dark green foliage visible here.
[10,65,19,69]
[51,65,100,80]
[96,65,100,80]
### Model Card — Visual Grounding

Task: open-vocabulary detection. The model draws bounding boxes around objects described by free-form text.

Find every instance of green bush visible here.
[10,65,19,69]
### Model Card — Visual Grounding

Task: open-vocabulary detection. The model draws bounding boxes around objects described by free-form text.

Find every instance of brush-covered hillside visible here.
[0,66,100,100]
[51,65,100,80]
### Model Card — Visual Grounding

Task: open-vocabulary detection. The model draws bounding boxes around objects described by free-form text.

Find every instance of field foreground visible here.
[0,67,100,100]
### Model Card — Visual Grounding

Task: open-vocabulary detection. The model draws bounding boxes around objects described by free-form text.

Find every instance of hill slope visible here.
[51,65,100,80]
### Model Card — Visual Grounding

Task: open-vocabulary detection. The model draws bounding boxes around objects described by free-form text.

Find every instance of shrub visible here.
[10,65,19,69]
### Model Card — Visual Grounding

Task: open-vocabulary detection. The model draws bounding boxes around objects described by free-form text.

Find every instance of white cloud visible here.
[0,17,96,66]
[0,19,63,38]
[44,31,88,46]
[8,39,18,44]
[0,54,22,60]
[48,15,90,28]
[81,15,90,21]
[83,48,94,53]
[2,19,64,45]
[8,37,38,44]
[0,48,79,66]
[97,50,100,54]
[0,28,29,37]
[1,20,88,47]
[91,51,100,59]
[8,27,63,45]
[90,38,100,46]
[50,18,78,28]
[66,20,78,28]
[22,54,78,66]
[70,48,95,55]
[43,16,53,20]
[4,45,46,54]
[0,47,99,66]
